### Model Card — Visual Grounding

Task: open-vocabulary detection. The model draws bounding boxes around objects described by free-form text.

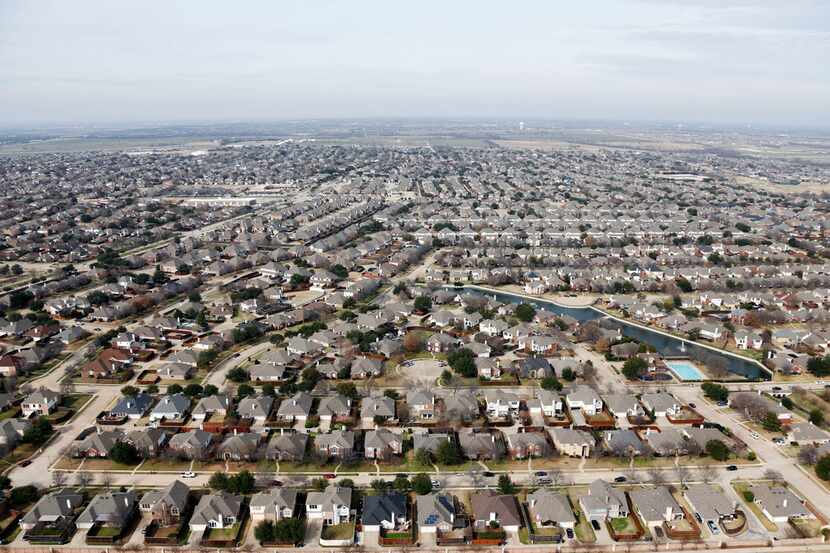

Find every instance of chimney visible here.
[783,499,788,507]
[66,498,72,509]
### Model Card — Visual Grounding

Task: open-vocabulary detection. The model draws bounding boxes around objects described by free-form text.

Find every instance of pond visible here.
[449,286,771,381]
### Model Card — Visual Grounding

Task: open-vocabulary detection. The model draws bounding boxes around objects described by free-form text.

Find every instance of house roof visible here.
[417,493,455,527]
[684,484,735,521]
[629,487,680,521]
[306,486,352,511]
[21,489,84,525]
[528,489,575,524]
[140,480,190,512]
[749,484,811,519]
[77,490,136,526]
[362,493,407,526]
[250,488,297,512]
[471,492,521,526]
[191,492,243,526]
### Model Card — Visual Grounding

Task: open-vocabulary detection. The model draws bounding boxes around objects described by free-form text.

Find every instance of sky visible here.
[1,0,829,127]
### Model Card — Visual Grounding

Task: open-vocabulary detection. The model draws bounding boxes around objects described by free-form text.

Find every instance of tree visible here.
[254,520,275,543]
[236,384,255,399]
[21,417,53,445]
[446,348,476,378]
[335,382,358,399]
[412,473,433,495]
[762,412,781,432]
[393,475,411,492]
[167,384,183,395]
[110,442,141,465]
[227,367,249,383]
[120,385,139,397]
[515,303,536,322]
[705,439,729,461]
[435,440,462,465]
[273,519,305,544]
[414,448,433,467]
[810,408,825,426]
[9,485,38,507]
[701,382,729,403]
[541,376,563,391]
[621,357,647,380]
[497,474,516,495]
[371,479,389,493]
[414,295,432,312]
[403,331,423,353]
[816,455,830,481]
[561,367,576,381]
[331,264,348,279]
[311,478,328,492]
[184,383,204,397]
[807,355,830,377]
[799,444,819,466]
[209,472,230,490]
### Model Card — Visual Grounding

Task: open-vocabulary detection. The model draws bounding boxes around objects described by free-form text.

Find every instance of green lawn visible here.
[90,526,122,537]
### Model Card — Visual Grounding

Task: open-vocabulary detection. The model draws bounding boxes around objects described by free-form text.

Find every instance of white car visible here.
[750,432,761,440]
[431,479,441,489]
[181,471,196,479]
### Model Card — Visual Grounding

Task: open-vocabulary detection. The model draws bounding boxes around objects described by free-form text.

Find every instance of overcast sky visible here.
[1,0,828,127]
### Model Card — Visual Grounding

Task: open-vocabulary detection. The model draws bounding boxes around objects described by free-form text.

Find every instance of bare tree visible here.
[76,471,93,488]
[549,469,563,487]
[52,470,67,488]
[647,468,666,486]
[698,465,718,484]
[798,444,819,466]
[675,465,691,490]
[101,472,113,490]
[763,469,784,484]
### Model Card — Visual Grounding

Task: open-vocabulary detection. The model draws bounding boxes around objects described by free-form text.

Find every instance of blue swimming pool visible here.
[665,360,706,381]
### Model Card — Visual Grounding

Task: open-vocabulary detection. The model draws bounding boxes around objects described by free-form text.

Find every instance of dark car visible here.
[565,528,574,539]
[18,460,31,467]
[726,465,738,471]
[534,471,547,477]
[272,480,283,487]
[324,473,336,479]
[614,476,626,483]
[591,520,601,531]
[689,403,696,409]
[482,471,495,477]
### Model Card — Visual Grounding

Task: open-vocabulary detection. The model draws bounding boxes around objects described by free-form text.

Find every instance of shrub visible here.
[816,455,830,481]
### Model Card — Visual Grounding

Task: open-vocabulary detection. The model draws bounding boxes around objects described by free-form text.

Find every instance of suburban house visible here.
[787,423,830,445]
[364,428,403,460]
[683,484,738,526]
[306,486,352,525]
[459,431,504,460]
[442,390,481,421]
[361,492,408,532]
[149,394,191,421]
[413,432,451,454]
[529,390,564,417]
[528,489,576,529]
[565,385,603,416]
[550,428,594,457]
[506,431,551,459]
[71,429,124,458]
[604,394,644,418]
[361,395,396,426]
[276,392,313,423]
[167,429,213,460]
[237,395,274,423]
[189,492,243,532]
[484,390,520,417]
[603,429,648,457]
[110,393,154,419]
[640,392,682,418]
[20,489,84,531]
[191,394,232,421]
[21,388,61,417]
[417,493,458,534]
[250,488,297,522]
[407,389,437,420]
[579,479,629,521]
[217,432,260,461]
[749,484,813,523]
[140,480,191,523]
[266,432,308,462]
[470,492,522,533]
[629,487,683,526]
[315,430,355,459]
[76,490,137,532]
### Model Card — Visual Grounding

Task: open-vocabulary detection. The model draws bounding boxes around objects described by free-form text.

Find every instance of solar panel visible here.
[425,514,438,524]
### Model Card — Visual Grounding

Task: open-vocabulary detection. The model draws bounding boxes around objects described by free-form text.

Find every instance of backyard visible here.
[321,522,355,541]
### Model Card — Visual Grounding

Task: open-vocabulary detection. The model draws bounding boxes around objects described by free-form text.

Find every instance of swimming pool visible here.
[665,360,705,381]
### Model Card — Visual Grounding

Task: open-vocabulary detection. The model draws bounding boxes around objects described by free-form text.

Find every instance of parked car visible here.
[688,402,696,409]
[695,512,702,523]
[614,476,626,483]
[272,480,283,487]
[717,400,728,407]
[726,465,738,471]
[591,520,601,531]
[707,520,720,535]
[482,471,495,477]
[431,479,441,489]
[181,471,196,478]
[324,473,336,479]
[18,460,31,467]
[534,471,547,477]
[565,528,574,540]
